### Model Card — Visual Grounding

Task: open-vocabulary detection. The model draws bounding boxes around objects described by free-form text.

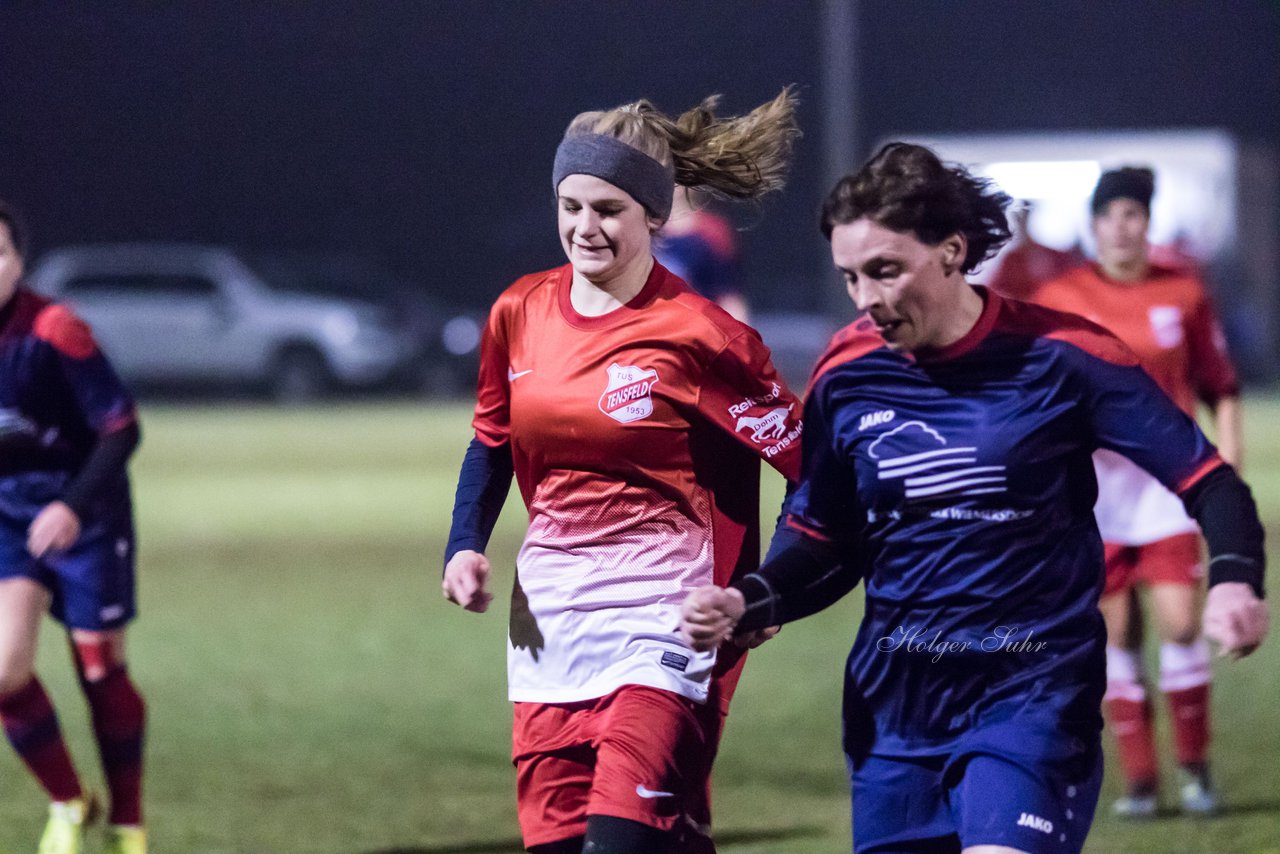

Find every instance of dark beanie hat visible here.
[1091,167,1155,215]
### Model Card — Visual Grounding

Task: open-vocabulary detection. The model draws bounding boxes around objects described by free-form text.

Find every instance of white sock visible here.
[1105,646,1146,702]
[1159,638,1211,692]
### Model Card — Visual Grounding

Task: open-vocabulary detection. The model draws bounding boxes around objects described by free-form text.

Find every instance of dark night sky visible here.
[863,0,1280,139]
[2,1,1277,312]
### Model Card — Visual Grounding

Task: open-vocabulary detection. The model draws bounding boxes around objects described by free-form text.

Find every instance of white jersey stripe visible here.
[878,456,978,479]
[906,476,1007,498]
[876,446,979,470]
[904,465,1006,487]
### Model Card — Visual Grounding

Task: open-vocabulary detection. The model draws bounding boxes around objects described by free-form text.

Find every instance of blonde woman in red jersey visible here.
[442,91,802,854]
[1034,168,1243,818]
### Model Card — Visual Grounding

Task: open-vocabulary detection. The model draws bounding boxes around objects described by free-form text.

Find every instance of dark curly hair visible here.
[820,143,1012,274]
[0,199,28,258]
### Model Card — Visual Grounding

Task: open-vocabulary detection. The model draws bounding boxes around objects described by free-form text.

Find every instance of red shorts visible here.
[1103,532,1204,598]
[512,685,718,849]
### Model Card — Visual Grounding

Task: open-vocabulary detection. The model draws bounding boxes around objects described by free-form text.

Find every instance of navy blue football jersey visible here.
[790,289,1222,758]
[0,286,136,488]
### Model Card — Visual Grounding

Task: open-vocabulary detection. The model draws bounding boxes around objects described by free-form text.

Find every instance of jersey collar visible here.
[556,258,667,330]
[914,285,1001,363]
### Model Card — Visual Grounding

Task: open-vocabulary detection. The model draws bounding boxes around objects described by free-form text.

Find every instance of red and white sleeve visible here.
[694,330,802,481]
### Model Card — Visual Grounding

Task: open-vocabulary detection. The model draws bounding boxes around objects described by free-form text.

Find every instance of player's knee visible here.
[1161,619,1200,646]
[72,635,123,683]
[0,664,35,701]
[1098,595,1138,646]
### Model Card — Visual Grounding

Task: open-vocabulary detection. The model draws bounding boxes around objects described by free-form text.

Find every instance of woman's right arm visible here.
[734,508,864,633]
[442,437,513,612]
[442,300,514,613]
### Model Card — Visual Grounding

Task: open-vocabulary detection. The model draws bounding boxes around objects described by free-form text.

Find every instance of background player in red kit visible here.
[442,91,802,854]
[1033,168,1242,817]
[0,202,147,854]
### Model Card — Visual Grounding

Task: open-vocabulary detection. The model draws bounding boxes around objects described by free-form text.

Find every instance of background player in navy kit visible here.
[656,185,749,322]
[0,203,147,854]
[679,145,1269,854]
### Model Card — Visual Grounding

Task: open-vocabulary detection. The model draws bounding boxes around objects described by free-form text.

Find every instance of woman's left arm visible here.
[1074,338,1267,658]
[27,307,138,557]
[693,328,804,482]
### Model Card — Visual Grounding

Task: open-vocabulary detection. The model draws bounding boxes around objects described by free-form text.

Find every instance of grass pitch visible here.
[1,399,1278,853]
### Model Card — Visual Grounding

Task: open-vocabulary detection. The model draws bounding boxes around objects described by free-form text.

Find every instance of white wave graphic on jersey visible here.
[869,421,1007,500]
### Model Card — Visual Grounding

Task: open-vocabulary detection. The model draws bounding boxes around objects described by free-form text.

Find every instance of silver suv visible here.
[28,243,429,401]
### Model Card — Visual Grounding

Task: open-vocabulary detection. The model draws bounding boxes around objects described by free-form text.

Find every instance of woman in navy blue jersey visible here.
[679,145,1268,854]
[0,202,147,854]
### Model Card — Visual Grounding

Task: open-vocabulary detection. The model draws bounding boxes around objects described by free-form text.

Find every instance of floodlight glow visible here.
[443,316,482,355]
[981,161,1102,201]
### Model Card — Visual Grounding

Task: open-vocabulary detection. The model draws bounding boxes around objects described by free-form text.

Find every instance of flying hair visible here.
[562,87,801,202]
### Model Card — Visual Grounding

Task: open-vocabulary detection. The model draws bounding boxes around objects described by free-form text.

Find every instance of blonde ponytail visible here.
[562,87,800,204]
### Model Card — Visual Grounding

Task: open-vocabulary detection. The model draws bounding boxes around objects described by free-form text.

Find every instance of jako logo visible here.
[859,409,895,431]
[1016,813,1053,834]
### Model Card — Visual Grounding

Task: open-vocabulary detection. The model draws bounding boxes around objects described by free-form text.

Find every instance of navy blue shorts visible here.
[0,472,136,630]
[847,742,1103,854]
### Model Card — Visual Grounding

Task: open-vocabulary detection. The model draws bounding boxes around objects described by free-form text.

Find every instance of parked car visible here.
[27,243,479,401]
[235,250,481,397]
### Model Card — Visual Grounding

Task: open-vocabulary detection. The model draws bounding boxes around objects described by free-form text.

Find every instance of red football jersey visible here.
[474,261,801,706]
[1032,264,1238,417]
[1033,263,1237,545]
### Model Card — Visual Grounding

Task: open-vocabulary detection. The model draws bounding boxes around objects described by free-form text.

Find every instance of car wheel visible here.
[269,347,331,404]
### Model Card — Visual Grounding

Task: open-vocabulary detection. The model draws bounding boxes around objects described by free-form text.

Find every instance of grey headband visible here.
[553,133,675,220]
